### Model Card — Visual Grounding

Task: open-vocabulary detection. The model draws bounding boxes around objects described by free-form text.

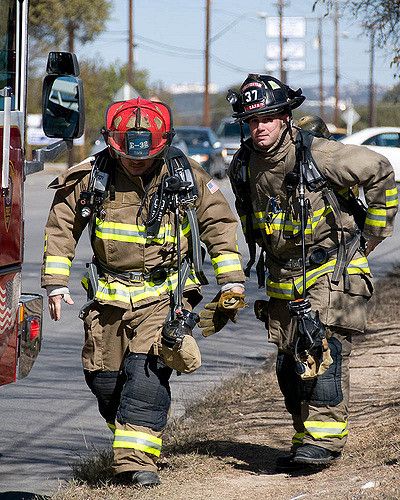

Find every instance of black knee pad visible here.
[116,353,172,432]
[276,352,303,415]
[84,370,125,423]
[303,337,343,407]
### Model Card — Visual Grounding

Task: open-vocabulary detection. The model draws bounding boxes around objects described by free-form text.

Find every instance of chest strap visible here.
[265,231,361,271]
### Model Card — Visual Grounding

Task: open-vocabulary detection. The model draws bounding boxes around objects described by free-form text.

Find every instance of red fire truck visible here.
[0,0,84,385]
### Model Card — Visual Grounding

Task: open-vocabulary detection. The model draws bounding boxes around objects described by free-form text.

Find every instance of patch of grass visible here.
[69,448,113,487]
[52,266,400,499]
[347,404,400,468]
[368,265,400,324]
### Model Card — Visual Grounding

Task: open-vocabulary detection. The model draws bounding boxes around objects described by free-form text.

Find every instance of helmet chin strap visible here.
[286,114,296,144]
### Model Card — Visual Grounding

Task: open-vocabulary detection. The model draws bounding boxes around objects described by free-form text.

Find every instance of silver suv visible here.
[216,118,250,166]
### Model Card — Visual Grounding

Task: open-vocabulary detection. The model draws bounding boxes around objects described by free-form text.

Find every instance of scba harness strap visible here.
[79,147,208,299]
[230,130,366,288]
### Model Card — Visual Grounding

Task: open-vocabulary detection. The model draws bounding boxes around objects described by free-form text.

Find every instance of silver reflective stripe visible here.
[116,436,162,451]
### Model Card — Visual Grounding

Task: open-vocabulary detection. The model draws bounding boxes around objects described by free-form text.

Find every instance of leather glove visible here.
[198,290,246,337]
[299,338,333,380]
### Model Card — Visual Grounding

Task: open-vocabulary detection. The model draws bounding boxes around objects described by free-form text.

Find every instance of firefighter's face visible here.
[120,157,155,176]
[248,114,288,150]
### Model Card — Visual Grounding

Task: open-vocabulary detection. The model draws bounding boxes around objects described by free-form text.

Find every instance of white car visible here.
[340,127,400,182]
[216,118,250,166]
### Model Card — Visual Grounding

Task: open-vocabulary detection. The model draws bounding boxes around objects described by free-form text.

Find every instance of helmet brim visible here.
[233,96,305,122]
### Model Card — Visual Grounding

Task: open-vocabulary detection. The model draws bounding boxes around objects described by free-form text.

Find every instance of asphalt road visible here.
[0,165,399,498]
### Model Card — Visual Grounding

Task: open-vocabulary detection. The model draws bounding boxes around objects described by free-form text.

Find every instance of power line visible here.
[138,43,203,59]
[135,34,203,54]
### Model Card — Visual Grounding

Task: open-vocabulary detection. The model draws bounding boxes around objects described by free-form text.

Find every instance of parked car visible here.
[89,131,189,156]
[327,125,347,140]
[340,127,400,182]
[216,117,250,166]
[174,126,227,178]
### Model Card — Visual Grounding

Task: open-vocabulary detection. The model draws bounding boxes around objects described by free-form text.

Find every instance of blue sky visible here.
[77,0,397,91]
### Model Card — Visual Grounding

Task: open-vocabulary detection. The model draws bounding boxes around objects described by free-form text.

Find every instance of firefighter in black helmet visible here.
[296,115,333,139]
[227,73,397,470]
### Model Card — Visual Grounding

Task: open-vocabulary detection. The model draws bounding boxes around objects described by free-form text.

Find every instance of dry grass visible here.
[367,265,400,324]
[51,270,400,500]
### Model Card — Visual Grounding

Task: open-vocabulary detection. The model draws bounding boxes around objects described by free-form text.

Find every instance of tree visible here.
[382,83,400,103]
[315,1,400,67]
[79,61,150,150]
[29,0,111,51]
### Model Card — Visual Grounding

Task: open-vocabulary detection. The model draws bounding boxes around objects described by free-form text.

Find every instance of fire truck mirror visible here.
[42,74,85,139]
[46,52,80,76]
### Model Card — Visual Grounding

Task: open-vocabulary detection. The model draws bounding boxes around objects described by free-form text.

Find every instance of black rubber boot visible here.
[131,471,161,487]
[293,444,341,465]
[115,470,161,487]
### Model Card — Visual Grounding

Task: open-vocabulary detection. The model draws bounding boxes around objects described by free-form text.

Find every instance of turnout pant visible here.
[267,273,372,453]
[276,329,351,453]
[85,354,172,474]
[81,297,179,474]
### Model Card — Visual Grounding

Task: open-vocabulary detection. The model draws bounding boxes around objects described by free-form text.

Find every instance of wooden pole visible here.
[203,0,211,127]
[128,0,134,86]
[333,0,340,128]
[318,17,325,120]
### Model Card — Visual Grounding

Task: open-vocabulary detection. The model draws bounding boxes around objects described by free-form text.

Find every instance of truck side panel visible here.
[0,124,23,268]
[0,271,21,386]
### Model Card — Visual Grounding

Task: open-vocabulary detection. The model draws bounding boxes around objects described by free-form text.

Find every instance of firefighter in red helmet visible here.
[41,98,245,486]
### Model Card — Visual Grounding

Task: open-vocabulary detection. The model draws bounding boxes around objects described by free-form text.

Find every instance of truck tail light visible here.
[28,317,41,342]
[17,294,43,379]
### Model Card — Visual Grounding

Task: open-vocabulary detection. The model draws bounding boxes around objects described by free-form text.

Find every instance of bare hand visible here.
[48,293,74,321]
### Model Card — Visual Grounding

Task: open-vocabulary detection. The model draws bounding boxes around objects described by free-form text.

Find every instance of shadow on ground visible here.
[164,439,321,477]
[0,493,50,500]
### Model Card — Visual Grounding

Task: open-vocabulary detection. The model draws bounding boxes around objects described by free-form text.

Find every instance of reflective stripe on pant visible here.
[112,423,163,474]
[85,353,172,475]
[301,330,351,452]
[277,328,351,454]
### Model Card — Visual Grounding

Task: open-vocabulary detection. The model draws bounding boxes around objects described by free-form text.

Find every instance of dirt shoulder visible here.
[54,271,400,500]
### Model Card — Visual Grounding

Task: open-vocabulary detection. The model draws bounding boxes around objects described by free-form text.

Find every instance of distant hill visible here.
[171,82,391,127]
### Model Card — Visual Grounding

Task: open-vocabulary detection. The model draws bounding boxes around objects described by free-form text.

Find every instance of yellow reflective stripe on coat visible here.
[365,207,386,228]
[211,253,242,275]
[107,422,116,433]
[304,420,348,440]
[95,218,188,244]
[292,432,305,445]
[82,271,200,305]
[254,206,332,237]
[266,256,370,300]
[113,429,162,457]
[385,187,398,208]
[44,256,72,276]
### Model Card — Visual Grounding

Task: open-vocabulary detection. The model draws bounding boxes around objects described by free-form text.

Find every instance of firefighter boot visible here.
[115,470,161,487]
[293,444,341,465]
[132,471,161,487]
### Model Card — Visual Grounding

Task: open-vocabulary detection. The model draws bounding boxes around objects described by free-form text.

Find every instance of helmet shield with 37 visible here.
[104,98,173,160]
[228,74,306,122]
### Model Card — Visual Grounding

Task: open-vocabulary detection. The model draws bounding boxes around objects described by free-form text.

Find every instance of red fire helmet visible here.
[104,97,173,160]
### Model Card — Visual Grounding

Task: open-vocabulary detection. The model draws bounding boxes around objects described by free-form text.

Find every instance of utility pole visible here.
[318,17,325,120]
[128,0,134,86]
[333,0,340,127]
[203,0,211,127]
[67,22,75,168]
[277,0,286,84]
[368,29,377,127]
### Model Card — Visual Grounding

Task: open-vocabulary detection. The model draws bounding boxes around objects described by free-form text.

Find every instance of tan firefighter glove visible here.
[300,338,333,380]
[198,290,246,337]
